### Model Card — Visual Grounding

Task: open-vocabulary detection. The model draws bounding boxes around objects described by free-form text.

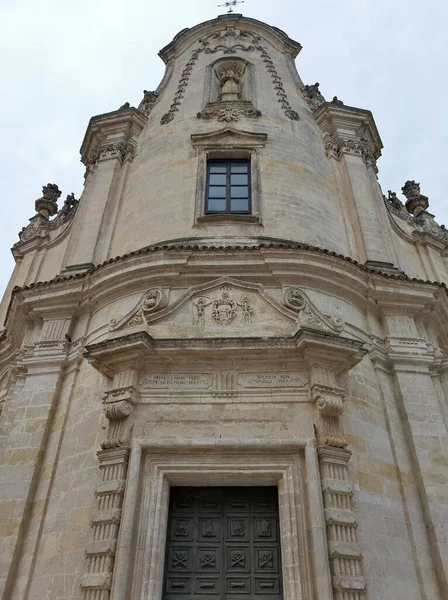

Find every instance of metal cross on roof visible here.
[218,0,244,14]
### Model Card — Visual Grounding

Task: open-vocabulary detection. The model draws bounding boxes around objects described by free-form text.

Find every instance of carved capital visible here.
[80,107,146,170]
[315,102,382,172]
[312,384,345,417]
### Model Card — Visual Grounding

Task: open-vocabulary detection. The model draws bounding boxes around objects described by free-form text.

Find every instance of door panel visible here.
[163,487,283,600]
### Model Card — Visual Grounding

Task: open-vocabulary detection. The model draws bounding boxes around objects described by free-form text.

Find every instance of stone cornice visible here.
[191,127,267,149]
[9,239,447,299]
[158,14,302,63]
[80,107,147,168]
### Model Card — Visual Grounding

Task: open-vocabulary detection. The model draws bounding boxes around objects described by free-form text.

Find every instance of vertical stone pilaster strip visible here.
[80,448,129,600]
[312,383,367,599]
[318,447,366,600]
[80,379,138,600]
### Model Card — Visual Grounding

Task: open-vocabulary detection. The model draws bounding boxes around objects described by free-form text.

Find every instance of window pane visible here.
[231,198,249,212]
[209,164,227,173]
[208,186,226,198]
[209,173,227,185]
[231,174,248,185]
[208,198,226,211]
[230,163,248,173]
[231,186,248,198]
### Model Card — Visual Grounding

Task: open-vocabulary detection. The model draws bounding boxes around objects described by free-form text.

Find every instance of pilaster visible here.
[80,369,138,600]
[381,313,448,596]
[314,102,399,270]
[62,107,147,273]
[299,330,368,599]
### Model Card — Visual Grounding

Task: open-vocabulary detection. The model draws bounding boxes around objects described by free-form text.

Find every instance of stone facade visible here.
[0,13,447,600]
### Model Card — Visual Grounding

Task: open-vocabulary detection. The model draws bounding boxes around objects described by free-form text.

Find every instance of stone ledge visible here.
[85,539,117,556]
[332,574,366,591]
[328,540,362,560]
[80,572,112,590]
[95,480,125,495]
[91,508,122,525]
[325,508,357,526]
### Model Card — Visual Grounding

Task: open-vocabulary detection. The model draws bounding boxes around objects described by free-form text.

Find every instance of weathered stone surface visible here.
[0,12,447,600]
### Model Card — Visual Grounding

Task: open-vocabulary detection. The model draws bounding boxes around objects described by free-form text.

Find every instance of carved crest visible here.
[193,285,253,326]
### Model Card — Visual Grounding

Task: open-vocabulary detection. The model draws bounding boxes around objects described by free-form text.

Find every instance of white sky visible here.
[0,0,447,296]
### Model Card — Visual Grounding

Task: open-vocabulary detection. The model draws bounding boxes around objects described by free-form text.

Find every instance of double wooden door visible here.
[163,486,283,600]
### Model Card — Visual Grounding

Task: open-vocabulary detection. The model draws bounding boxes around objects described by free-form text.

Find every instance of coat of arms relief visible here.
[193,285,253,325]
[109,278,344,337]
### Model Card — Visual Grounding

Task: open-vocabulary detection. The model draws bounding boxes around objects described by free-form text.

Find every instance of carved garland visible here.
[160,28,299,124]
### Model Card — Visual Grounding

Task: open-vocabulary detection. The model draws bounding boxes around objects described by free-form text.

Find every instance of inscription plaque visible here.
[140,374,212,389]
[238,372,306,388]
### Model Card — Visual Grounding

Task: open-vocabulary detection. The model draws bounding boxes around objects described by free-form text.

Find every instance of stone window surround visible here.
[111,439,330,600]
[191,128,267,227]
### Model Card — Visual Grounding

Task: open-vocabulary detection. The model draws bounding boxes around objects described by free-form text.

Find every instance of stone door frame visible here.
[110,439,333,600]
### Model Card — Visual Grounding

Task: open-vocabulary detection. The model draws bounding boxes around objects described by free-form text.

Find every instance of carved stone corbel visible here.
[312,383,347,448]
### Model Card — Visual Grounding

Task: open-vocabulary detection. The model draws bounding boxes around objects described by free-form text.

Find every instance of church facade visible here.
[0,13,447,600]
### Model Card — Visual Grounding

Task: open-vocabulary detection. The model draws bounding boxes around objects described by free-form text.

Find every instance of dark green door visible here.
[162,487,283,600]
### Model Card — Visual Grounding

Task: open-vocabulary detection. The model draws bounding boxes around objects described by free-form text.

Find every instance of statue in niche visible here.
[214,59,246,103]
[219,70,241,101]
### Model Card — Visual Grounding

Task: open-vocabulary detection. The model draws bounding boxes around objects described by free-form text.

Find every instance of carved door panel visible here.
[163,487,283,600]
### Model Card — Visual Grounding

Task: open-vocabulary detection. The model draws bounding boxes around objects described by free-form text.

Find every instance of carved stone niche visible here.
[198,57,261,122]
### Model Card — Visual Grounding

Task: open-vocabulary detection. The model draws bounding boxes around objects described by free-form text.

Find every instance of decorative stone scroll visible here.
[283,287,344,333]
[110,287,168,329]
[312,384,346,448]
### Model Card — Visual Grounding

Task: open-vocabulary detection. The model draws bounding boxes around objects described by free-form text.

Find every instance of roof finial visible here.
[218,0,244,14]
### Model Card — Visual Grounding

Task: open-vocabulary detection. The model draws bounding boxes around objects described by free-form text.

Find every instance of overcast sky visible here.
[0,0,447,296]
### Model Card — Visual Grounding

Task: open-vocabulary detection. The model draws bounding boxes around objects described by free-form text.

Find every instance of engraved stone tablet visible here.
[140,374,212,389]
[238,372,306,388]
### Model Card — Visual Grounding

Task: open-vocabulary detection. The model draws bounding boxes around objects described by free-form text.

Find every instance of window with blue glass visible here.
[205,160,251,214]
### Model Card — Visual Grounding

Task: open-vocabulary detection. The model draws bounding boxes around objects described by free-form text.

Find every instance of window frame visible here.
[205,159,252,215]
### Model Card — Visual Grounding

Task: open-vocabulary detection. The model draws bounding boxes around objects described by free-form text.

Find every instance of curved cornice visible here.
[158,14,302,62]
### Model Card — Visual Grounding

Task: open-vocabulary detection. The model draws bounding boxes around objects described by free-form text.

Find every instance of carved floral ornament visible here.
[324,135,378,171]
[161,27,299,124]
[110,287,167,328]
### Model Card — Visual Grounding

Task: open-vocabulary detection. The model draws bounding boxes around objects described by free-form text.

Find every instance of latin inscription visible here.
[139,374,212,389]
[238,372,306,388]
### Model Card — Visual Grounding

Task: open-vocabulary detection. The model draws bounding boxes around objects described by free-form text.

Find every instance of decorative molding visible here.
[161,27,299,124]
[318,446,367,600]
[283,287,345,334]
[191,126,267,148]
[324,135,377,171]
[197,104,261,122]
[256,44,299,120]
[314,102,382,173]
[86,138,137,169]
